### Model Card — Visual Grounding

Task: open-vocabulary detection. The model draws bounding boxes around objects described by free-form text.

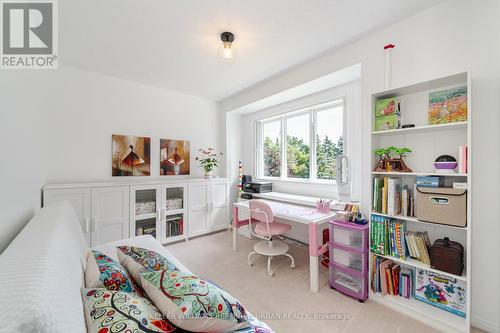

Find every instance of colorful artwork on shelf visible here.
[160,139,190,175]
[428,86,467,125]
[112,134,151,176]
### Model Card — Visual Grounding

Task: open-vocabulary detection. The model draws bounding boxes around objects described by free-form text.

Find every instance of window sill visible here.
[256,177,337,186]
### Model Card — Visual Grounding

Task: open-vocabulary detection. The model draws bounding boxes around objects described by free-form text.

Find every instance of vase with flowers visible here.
[196,148,223,179]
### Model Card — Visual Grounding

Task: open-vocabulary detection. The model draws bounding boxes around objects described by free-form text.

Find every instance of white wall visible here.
[0,66,221,252]
[0,71,50,253]
[220,1,500,331]
[43,67,220,183]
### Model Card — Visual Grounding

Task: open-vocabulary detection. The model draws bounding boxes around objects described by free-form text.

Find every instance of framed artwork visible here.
[112,134,151,176]
[428,86,467,125]
[160,139,190,175]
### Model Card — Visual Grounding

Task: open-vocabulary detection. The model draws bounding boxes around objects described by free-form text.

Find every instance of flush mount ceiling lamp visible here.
[220,31,236,63]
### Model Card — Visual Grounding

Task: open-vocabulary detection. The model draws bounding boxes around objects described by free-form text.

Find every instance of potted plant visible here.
[195,148,223,179]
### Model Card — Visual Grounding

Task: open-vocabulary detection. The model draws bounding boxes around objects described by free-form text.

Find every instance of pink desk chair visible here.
[247,200,295,276]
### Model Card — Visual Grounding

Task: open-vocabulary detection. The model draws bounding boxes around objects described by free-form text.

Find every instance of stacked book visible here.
[370,215,407,259]
[371,256,414,298]
[404,231,432,265]
[166,216,183,237]
[373,177,415,217]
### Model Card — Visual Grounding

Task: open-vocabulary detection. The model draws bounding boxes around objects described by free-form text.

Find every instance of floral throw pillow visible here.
[117,246,179,289]
[85,250,142,295]
[81,288,182,333]
[140,270,248,332]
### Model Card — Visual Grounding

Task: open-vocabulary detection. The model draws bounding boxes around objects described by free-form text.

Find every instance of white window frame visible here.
[255,98,346,183]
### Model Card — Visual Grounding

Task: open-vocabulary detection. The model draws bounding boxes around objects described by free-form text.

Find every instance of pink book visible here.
[458,145,468,174]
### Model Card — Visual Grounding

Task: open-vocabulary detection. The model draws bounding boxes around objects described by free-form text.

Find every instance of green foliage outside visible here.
[263,136,281,177]
[316,135,343,180]
[263,135,343,179]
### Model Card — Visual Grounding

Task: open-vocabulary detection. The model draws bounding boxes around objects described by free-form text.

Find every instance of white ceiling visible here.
[60,0,443,101]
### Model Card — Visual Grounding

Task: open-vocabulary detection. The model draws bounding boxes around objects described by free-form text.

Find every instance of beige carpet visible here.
[167,231,476,333]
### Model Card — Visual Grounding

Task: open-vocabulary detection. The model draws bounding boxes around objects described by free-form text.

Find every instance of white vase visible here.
[204,170,213,179]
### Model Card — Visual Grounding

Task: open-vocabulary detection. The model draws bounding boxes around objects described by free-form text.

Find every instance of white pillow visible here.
[116,246,179,289]
[140,269,248,332]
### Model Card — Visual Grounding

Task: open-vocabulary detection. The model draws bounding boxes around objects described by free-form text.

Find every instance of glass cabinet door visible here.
[135,189,157,216]
[165,187,184,212]
[162,184,187,243]
[131,187,160,239]
[135,218,157,238]
[165,213,184,238]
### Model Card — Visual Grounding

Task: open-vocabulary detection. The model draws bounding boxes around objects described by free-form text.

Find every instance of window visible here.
[257,99,344,182]
[286,113,310,179]
[316,104,344,180]
[262,120,281,177]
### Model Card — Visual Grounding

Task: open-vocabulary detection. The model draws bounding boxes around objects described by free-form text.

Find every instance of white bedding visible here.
[0,201,272,333]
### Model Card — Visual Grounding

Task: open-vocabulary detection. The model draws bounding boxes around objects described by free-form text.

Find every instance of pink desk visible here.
[232,199,336,293]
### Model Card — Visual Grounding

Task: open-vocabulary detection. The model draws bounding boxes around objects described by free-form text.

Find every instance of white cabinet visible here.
[130,183,188,244]
[44,186,128,247]
[90,187,129,246]
[188,179,230,238]
[44,188,91,244]
[188,182,210,237]
[210,180,230,230]
[44,178,231,246]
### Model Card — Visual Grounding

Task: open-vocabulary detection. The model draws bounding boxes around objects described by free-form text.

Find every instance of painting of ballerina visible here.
[160,139,190,175]
[112,134,151,176]
[428,86,467,125]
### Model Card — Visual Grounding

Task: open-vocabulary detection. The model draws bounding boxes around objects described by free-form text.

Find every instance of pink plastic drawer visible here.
[330,245,364,272]
[329,223,365,250]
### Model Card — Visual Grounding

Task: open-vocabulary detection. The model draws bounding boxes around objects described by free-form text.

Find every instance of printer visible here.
[243,181,272,194]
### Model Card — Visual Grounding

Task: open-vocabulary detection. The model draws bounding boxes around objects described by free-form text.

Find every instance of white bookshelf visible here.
[369,72,471,333]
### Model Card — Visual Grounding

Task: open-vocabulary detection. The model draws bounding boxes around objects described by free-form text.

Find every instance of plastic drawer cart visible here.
[328,220,369,302]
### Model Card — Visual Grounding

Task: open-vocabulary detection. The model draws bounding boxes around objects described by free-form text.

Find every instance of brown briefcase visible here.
[430,237,464,276]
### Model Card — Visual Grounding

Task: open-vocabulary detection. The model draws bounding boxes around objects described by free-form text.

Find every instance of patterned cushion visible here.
[85,250,142,295]
[81,288,181,333]
[117,246,179,289]
[140,270,248,332]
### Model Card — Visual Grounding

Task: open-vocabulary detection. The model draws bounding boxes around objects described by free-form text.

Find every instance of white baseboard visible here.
[472,316,500,333]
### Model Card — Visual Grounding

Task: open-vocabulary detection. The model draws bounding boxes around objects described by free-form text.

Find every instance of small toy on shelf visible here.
[434,155,458,174]
[374,146,413,172]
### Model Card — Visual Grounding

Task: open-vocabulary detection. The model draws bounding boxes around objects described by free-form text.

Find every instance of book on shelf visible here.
[404,231,431,265]
[370,215,407,259]
[458,145,468,174]
[373,177,413,218]
[371,255,413,299]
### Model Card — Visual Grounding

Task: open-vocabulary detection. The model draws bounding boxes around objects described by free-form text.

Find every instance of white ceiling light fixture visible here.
[220,32,236,63]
